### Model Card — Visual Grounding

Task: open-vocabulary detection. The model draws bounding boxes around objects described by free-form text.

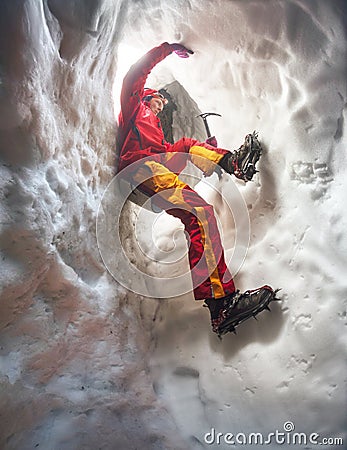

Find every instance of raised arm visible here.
[119,42,193,124]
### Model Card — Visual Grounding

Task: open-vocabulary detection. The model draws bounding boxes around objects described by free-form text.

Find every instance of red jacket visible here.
[117,42,174,172]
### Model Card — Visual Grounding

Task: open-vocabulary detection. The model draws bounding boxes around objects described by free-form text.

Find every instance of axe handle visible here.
[202,117,212,138]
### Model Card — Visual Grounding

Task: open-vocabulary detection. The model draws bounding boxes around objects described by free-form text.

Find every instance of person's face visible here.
[149,97,164,115]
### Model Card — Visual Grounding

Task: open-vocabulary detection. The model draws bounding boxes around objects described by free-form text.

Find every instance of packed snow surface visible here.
[0,1,346,449]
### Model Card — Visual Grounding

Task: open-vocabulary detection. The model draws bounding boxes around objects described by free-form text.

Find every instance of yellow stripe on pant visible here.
[189,145,224,177]
[132,160,190,208]
[194,206,225,299]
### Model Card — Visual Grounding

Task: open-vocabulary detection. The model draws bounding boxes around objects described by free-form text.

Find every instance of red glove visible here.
[205,136,218,147]
[170,43,194,58]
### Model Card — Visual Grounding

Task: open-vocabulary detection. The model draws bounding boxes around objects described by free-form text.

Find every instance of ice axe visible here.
[197,112,222,146]
[197,112,223,178]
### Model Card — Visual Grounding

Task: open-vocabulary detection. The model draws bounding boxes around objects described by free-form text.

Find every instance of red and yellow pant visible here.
[131,138,235,300]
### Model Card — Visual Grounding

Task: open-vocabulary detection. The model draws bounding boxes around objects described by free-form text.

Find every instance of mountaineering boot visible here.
[205,286,280,338]
[219,131,263,181]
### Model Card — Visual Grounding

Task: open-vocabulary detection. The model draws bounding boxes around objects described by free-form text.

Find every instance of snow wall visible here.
[0,1,346,449]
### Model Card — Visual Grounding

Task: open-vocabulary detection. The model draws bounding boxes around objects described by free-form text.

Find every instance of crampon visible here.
[216,286,281,339]
[232,131,263,182]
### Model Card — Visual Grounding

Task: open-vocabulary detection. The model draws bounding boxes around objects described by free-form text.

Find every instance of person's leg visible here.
[167,134,263,181]
[131,158,278,337]
[167,137,227,176]
[132,160,235,300]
